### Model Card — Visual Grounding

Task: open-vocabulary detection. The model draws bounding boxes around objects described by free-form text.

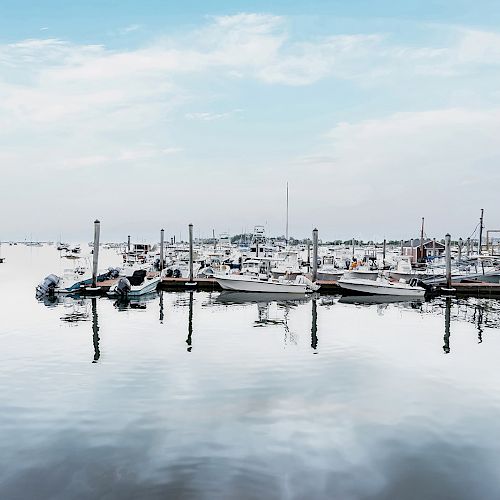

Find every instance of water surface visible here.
[1,245,500,499]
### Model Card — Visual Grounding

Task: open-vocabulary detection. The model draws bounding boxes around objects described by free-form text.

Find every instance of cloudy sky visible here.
[1,0,500,242]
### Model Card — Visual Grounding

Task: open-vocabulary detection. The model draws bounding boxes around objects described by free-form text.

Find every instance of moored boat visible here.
[215,274,319,294]
[107,270,161,297]
[338,276,426,297]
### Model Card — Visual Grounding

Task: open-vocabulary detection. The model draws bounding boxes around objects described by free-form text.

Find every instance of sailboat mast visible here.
[479,208,484,254]
[420,217,424,262]
[285,182,289,245]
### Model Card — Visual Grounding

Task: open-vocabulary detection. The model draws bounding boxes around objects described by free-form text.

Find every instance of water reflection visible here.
[421,297,497,348]
[35,291,500,355]
[91,297,100,363]
[443,297,451,354]
[215,291,311,305]
[112,291,157,311]
[186,291,193,352]
[338,295,424,306]
[159,291,164,323]
[475,304,484,343]
[311,298,318,351]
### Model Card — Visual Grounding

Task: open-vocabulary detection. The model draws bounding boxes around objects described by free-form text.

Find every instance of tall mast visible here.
[420,217,424,262]
[285,182,289,245]
[479,208,484,254]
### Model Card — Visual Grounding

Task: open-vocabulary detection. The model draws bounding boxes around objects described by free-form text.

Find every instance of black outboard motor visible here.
[165,268,173,278]
[129,269,147,286]
[36,274,60,297]
[173,268,181,278]
[116,277,131,296]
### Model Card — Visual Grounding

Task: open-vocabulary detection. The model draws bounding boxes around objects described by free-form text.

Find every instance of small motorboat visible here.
[36,261,111,296]
[338,276,426,297]
[215,274,319,294]
[107,270,161,297]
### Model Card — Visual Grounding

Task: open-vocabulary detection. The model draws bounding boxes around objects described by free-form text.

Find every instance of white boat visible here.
[107,270,161,297]
[316,266,344,281]
[338,276,426,297]
[389,257,415,281]
[215,274,319,294]
[343,268,379,281]
[36,266,111,295]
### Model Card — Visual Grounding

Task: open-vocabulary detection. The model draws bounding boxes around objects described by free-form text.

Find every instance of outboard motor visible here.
[36,274,60,297]
[107,267,121,279]
[165,268,173,278]
[129,269,147,286]
[115,277,131,296]
[416,278,433,293]
[173,268,181,278]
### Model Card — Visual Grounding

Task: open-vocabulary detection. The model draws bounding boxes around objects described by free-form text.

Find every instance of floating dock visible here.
[158,278,500,297]
[74,277,500,298]
[437,282,500,298]
[157,278,342,293]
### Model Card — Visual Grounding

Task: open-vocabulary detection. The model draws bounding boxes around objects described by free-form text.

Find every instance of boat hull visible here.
[317,270,344,281]
[107,276,161,297]
[216,276,308,294]
[343,270,379,281]
[338,278,425,297]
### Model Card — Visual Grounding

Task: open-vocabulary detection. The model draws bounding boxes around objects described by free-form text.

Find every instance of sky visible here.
[1,0,500,242]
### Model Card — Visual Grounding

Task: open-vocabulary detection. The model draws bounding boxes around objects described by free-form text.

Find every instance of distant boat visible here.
[215,274,319,294]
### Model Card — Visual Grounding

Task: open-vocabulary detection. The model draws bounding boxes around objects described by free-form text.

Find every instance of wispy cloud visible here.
[121,24,141,34]
[185,109,242,121]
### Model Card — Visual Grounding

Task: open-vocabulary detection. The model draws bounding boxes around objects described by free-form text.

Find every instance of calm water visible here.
[2,245,500,499]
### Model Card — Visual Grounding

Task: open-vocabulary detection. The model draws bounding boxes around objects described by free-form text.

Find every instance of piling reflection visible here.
[91,297,100,363]
[443,297,451,354]
[186,291,193,352]
[474,304,484,343]
[311,298,318,351]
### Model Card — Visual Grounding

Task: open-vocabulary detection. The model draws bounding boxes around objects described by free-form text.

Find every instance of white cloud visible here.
[185,110,241,121]
[2,14,500,238]
[286,108,500,237]
[121,24,141,34]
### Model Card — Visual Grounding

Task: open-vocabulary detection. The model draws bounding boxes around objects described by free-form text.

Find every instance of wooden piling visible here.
[445,233,452,289]
[188,224,194,282]
[312,228,319,282]
[92,220,100,288]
